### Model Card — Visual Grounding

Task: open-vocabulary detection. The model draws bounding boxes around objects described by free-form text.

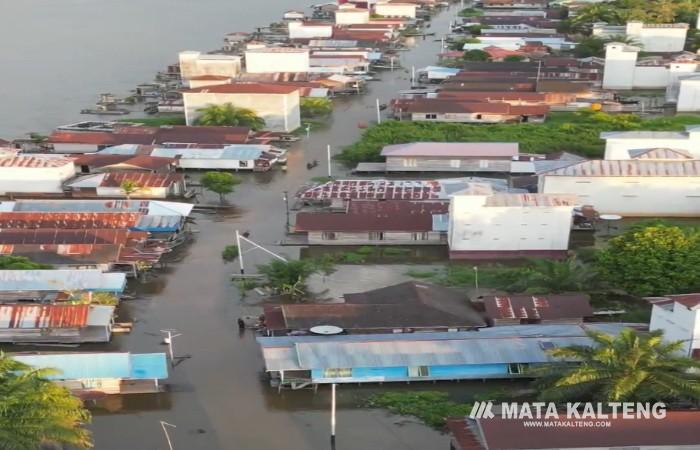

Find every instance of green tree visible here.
[462,49,490,61]
[222,245,239,262]
[200,171,241,203]
[300,97,333,118]
[0,256,51,270]
[0,353,93,449]
[596,224,700,296]
[523,257,597,294]
[539,329,700,402]
[503,55,526,62]
[257,259,317,300]
[448,37,480,51]
[195,103,265,130]
[120,179,141,199]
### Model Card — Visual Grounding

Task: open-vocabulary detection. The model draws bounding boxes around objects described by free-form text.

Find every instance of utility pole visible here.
[473,266,479,297]
[160,421,176,450]
[235,230,288,276]
[282,191,290,234]
[330,383,337,449]
[327,144,332,178]
[376,98,382,124]
[160,329,182,366]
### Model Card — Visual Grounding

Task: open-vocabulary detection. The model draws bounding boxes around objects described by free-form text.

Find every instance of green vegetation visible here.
[338,111,700,164]
[368,392,473,428]
[0,256,51,270]
[0,353,92,449]
[458,7,483,17]
[222,245,239,262]
[195,103,265,129]
[597,224,700,296]
[571,0,700,27]
[119,179,141,199]
[68,292,119,306]
[538,329,700,402]
[572,35,641,58]
[118,116,186,127]
[448,37,480,51]
[300,97,333,118]
[589,293,652,322]
[257,259,319,300]
[201,171,242,203]
[503,55,526,62]
[462,49,490,61]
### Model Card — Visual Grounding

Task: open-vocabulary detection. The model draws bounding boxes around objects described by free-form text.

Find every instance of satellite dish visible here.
[310,325,344,335]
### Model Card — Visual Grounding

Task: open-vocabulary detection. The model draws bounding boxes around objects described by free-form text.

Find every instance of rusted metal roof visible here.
[183,82,301,95]
[0,229,146,245]
[483,294,593,321]
[0,304,89,329]
[0,212,142,229]
[0,157,73,168]
[299,179,445,200]
[542,160,700,177]
[100,172,184,188]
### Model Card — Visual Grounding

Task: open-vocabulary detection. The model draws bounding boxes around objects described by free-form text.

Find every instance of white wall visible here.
[96,186,170,199]
[183,91,301,132]
[650,303,700,356]
[178,51,241,80]
[245,50,310,73]
[603,44,639,89]
[626,22,688,53]
[288,22,334,39]
[175,158,257,170]
[540,176,700,217]
[335,9,370,25]
[448,195,573,252]
[375,3,417,18]
[603,133,700,159]
[0,163,75,194]
[632,66,671,89]
[677,79,700,111]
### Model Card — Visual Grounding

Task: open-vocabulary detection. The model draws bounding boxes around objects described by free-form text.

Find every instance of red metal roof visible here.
[0,229,147,245]
[483,295,593,321]
[183,82,301,95]
[100,172,184,188]
[0,212,142,229]
[0,304,90,329]
[49,126,251,147]
[294,200,447,232]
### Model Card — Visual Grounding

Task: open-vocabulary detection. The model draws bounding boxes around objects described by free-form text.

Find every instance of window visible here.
[239,160,249,168]
[412,232,429,241]
[322,232,337,240]
[476,114,483,120]
[369,231,384,241]
[508,363,524,375]
[323,368,352,378]
[450,159,461,168]
[424,113,437,119]
[403,158,418,167]
[408,366,429,377]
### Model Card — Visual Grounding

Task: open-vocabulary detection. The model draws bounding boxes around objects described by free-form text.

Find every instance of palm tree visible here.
[195,103,265,130]
[538,329,700,403]
[120,179,141,199]
[524,257,597,294]
[0,353,92,449]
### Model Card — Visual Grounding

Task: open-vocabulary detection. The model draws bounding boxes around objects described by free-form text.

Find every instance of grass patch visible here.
[405,269,439,279]
[337,111,700,165]
[383,247,412,256]
[368,392,472,428]
[222,245,239,262]
[118,116,186,127]
[236,278,258,291]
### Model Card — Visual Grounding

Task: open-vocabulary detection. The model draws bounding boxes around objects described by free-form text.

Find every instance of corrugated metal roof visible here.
[0,229,142,245]
[483,193,578,207]
[542,160,700,177]
[0,212,142,229]
[150,145,265,160]
[381,142,519,158]
[600,131,689,140]
[13,352,168,380]
[483,294,593,320]
[0,157,73,168]
[628,148,694,160]
[0,270,126,292]
[0,304,89,329]
[100,172,184,188]
[9,200,193,217]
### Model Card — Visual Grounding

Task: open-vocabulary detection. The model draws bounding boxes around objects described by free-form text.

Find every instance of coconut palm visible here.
[195,103,265,130]
[538,329,700,403]
[120,179,141,199]
[524,257,597,294]
[0,353,92,449]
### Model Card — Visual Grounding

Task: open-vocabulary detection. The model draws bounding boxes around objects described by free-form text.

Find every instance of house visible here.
[482,46,528,61]
[398,98,549,123]
[481,294,593,326]
[482,0,548,8]
[468,34,577,51]
[294,200,448,245]
[334,5,371,24]
[593,21,689,53]
[0,269,126,293]
[648,293,700,358]
[602,43,699,90]
[288,21,334,39]
[448,185,577,259]
[0,157,75,195]
[262,281,487,335]
[435,90,578,106]
[447,411,700,450]
[602,127,700,159]
[379,142,519,173]
[181,83,301,132]
[0,303,115,343]
[374,2,417,18]
[149,145,276,171]
[65,172,187,199]
[538,159,700,217]
[245,48,310,74]
[71,154,177,174]
[178,51,242,81]
[257,323,628,387]
[13,352,169,395]
[3,199,194,218]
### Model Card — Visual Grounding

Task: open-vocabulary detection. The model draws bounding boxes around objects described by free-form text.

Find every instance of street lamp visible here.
[160,421,176,450]
[282,191,290,234]
[160,329,182,366]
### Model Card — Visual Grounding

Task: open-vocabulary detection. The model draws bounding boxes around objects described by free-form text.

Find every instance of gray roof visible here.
[381,142,519,158]
[541,159,700,177]
[257,323,629,371]
[600,131,688,140]
[0,270,126,292]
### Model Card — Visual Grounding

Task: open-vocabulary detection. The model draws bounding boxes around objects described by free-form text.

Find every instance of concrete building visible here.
[334,5,371,25]
[374,2,417,18]
[648,294,700,358]
[244,48,310,74]
[539,159,700,217]
[448,184,577,259]
[380,142,519,173]
[178,51,242,81]
[602,43,699,90]
[593,22,689,53]
[182,82,301,132]
[676,74,700,111]
[0,156,75,195]
[288,21,334,40]
[602,127,700,159]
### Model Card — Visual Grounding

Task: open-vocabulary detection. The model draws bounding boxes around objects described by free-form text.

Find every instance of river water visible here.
[0,1,514,449]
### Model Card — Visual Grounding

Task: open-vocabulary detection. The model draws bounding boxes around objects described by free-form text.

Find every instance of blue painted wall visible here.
[311,363,511,383]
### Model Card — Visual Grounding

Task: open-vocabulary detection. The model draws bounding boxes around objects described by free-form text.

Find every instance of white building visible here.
[150,146,275,171]
[244,48,310,74]
[602,127,700,159]
[374,2,417,18]
[465,35,576,51]
[649,294,700,358]
[538,159,700,217]
[334,5,370,25]
[602,43,699,90]
[0,156,75,195]
[593,22,688,53]
[181,82,301,132]
[178,51,242,81]
[448,184,577,259]
[288,21,334,40]
[676,75,700,111]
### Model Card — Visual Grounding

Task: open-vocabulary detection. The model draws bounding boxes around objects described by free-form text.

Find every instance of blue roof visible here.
[150,145,265,160]
[221,145,265,160]
[133,215,183,232]
[13,353,168,380]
